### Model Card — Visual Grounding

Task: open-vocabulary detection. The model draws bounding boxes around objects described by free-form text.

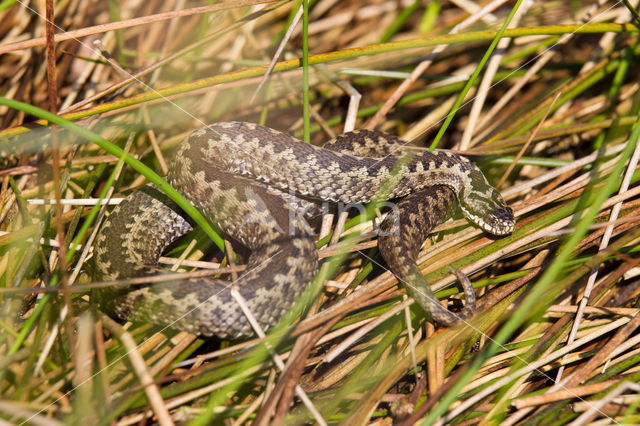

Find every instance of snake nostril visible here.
[496,207,514,222]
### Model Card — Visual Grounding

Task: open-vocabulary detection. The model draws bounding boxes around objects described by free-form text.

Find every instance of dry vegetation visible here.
[1,0,640,425]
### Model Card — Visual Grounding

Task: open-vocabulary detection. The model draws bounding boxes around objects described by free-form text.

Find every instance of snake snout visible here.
[486,206,515,235]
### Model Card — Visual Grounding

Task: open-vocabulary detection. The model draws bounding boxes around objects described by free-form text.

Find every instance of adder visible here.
[93,121,515,338]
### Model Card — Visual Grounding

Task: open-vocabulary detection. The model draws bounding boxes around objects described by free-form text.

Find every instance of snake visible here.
[93,121,514,339]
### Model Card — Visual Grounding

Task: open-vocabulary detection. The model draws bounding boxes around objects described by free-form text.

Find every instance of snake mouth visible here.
[461,205,515,236]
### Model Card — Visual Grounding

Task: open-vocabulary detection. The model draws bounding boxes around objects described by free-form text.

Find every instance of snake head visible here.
[459,166,515,236]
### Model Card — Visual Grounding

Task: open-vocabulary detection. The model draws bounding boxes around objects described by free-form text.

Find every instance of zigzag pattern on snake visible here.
[93,122,515,338]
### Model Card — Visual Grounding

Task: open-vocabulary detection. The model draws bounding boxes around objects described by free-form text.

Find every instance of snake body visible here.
[93,122,514,338]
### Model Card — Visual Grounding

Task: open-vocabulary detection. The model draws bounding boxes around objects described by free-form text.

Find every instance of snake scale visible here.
[93,122,514,338]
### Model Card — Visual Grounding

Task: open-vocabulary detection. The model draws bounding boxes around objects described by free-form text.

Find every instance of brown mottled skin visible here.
[325,133,474,323]
[93,122,514,338]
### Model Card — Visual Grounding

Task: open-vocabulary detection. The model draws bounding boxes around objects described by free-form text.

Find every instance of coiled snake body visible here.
[93,122,514,338]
